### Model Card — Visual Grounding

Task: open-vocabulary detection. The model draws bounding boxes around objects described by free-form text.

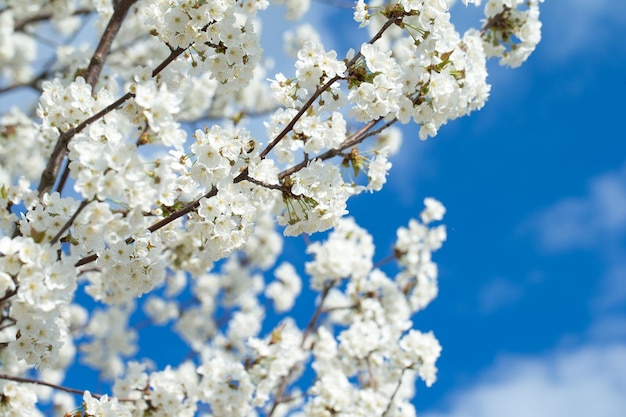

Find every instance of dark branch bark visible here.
[84,0,138,89]
[0,373,134,401]
[36,0,138,198]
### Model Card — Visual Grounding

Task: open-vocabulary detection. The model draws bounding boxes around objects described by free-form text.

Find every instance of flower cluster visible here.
[482,0,544,67]
[0,109,45,186]
[0,381,42,417]
[303,207,445,415]
[80,304,138,380]
[90,230,166,303]
[265,262,302,311]
[0,10,36,84]
[357,0,493,139]
[83,391,131,417]
[395,197,447,311]
[144,0,264,90]
[1,196,79,369]
[280,159,355,236]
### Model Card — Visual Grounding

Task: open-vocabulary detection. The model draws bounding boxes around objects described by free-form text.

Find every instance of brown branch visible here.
[146,186,219,235]
[1,12,94,94]
[259,16,397,162]
[182,104,280,127]
[278,117,383,180]
[241,175,283,191]
[259,76,340,160]
[73,163,270,269]
[366,355,376,390]
[0,12,92,94]
[37,92,131,199]
[480,6,512,36]
[39,0,136,197]
[34,0,178,198]
[373,253,396,269]
[267,283,333,417]
[300,283,333,348]
[0,288,18,306]
[0,80,40,95]
[54,158,72,195]
[0,373,134,401]
[321,303,357,313]
[49,199,92,245]
[257,16,400,186]
[382,368,407,417]
[85,0,138,88]
[74,184,218,268]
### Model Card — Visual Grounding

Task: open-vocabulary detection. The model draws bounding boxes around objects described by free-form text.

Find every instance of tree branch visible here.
[267,283,333,417]
[49,199,92,245]
[85,0,137,88]
[278,117,383,180]
[258,16,397,161]
[382,368,407,417]
[0,373,133,401]
[74,184,218,268]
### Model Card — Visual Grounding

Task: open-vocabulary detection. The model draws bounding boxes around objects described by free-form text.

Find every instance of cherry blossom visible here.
[0,0,542,415]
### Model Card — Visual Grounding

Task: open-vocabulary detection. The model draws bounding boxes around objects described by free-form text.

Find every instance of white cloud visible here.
[587,315,626,342]
[522,164,626,311]
[540,0,626,62]
[422,344,626,417]
[524,165,626,252]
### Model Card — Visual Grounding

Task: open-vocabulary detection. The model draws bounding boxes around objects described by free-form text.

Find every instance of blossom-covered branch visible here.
[0,0,543,415]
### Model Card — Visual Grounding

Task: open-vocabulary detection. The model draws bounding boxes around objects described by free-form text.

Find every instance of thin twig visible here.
[54,158,72,195]
[259,77,340,160]
[37,92,131,198]
[0,373,134,401]
[49,199,92,245]
[0,289,18,306]
[37,0,137,197]
[382,368,407,417]
[259,16,397,161]
[321,304,357,313]
[373,252,397,269]
[85,0,138,88]
[74,184,218,268]
[267,283,333,417]
[278,117,382,180]
[300,283,333,348]
[242,175,284,191]
[0,12,93,95]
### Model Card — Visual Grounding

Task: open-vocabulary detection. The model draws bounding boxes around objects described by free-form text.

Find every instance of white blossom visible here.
[0,0,542,414]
